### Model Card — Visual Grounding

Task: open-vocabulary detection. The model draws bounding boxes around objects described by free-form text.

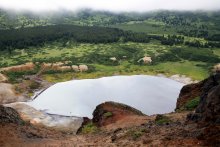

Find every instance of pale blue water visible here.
[27,75,184,118]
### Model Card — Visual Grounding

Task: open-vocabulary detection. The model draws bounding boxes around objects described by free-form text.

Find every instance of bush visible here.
[185,97,200,110]
[81,122,98,134]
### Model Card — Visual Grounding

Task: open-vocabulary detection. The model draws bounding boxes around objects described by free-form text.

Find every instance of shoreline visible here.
[31,73,197,100]
[156,74,199,85]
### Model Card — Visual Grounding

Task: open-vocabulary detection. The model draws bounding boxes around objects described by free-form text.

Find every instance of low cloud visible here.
[0,0,220,12]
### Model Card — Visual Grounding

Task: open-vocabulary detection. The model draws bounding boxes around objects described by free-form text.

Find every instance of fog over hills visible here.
[0,0,220,12]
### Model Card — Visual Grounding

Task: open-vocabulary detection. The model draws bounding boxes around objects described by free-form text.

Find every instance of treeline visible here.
[1,24,219,52]
[0,25,150,51]
[206,34,220,41]
[148,35,184,46]
[123,32,150,43]
[160,35,184,46]
[178,29,209,38]
[149,34,220,48]
[0,25,123,50]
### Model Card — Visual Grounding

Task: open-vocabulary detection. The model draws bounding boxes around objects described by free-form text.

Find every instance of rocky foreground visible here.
[0,74,220,146]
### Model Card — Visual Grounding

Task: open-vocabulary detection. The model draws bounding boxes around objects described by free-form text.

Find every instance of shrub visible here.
[81,122,98,134]
[185,97,200,110]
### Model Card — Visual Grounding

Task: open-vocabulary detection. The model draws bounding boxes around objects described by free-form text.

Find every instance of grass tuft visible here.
[103,112,113,118]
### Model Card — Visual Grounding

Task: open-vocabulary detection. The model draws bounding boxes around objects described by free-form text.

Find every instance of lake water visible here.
[27,75,184,118]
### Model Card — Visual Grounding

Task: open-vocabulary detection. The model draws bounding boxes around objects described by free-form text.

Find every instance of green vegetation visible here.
[0,10,220,83]
[3,70,37,83]
[185,97,200,110]
[81,122,98,134]
[103,112,113,118]
[0,40,212,81]
[128,128,146,140]
[155,115,172,125]
[170,48,220,63]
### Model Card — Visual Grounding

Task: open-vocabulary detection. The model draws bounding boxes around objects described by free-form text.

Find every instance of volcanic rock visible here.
[0,105,24,124]
[176,73,220,110]
[92,101,144,127]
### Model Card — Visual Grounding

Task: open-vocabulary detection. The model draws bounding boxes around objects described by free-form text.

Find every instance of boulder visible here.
[92,101,144,127]
[0,105,24,124]
[79,65,88,72]
[138,56,152,64]
[72,65,79,72]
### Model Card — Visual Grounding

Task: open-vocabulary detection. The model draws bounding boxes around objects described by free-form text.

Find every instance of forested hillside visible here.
[0,9,220,82]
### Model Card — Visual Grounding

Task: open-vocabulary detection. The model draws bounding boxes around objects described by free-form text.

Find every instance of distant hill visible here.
[0,9,220,34]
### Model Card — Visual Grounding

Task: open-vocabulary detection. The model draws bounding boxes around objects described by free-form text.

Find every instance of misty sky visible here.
[0,0,220,12]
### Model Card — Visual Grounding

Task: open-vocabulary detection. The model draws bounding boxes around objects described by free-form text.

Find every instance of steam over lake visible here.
[27,75,184,118]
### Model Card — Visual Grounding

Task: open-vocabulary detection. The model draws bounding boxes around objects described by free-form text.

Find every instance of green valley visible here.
[0,10,220,83]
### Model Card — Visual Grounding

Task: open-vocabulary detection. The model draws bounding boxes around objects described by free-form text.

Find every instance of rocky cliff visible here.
[188,83,220,124]
[177,73,220,146]
[176,73,220,124]
[176,73,220,110]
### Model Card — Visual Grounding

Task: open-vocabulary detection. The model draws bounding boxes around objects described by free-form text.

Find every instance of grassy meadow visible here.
[1,11,220,83]
[0,40,212,82]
